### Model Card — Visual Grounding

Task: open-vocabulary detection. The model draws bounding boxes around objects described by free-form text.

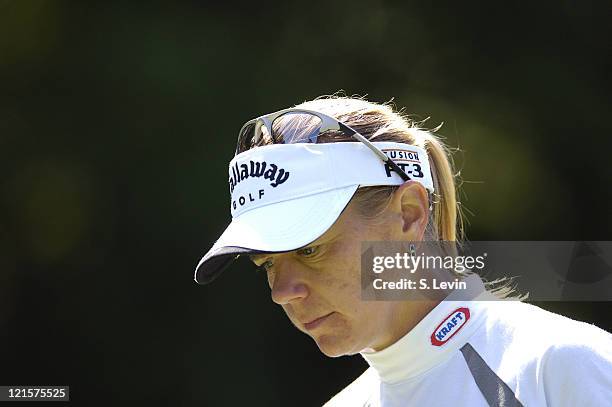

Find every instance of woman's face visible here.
[252,183,430,357]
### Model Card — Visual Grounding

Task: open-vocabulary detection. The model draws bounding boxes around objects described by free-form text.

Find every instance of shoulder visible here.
[475,301,612,406]
[477,301,612,359]
[484,301,611,345]
[323,368,378,407]
[534,311,612,407]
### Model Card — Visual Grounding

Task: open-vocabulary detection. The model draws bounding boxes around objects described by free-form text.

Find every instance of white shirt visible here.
[324,277,612,406]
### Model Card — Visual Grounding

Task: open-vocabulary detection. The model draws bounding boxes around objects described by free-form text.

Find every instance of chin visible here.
[313,334,360,358]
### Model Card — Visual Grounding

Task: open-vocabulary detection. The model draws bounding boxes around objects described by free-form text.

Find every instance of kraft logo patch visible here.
[430,307,470,346]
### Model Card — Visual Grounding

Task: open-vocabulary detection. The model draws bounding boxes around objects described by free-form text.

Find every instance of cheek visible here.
[281,303,291,316]
[318,244,389,334]
[317,242,363,308]
[280,304,303,330]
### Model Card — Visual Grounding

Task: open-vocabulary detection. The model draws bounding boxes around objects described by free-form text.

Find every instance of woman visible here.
[194,96,611,406]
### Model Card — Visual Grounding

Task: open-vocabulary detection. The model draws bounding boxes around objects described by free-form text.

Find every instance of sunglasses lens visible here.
[235,112,327,155]
[236,121,257,154]
[272,113,322,144]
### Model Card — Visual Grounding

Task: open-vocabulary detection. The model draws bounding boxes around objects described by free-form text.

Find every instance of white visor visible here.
[194,142,435,284]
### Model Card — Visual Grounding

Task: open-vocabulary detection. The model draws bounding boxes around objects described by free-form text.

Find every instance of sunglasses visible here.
[235,108,412,182]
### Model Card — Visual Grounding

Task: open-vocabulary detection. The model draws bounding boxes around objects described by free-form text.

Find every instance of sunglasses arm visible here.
[338,123,412,182]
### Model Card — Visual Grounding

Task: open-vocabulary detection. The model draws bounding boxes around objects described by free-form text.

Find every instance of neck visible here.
[369,299,440,352]
[366,271,468,352]
[360,274,491,383]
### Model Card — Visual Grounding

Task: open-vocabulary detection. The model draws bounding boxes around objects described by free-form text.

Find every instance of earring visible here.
[409,243,416,257]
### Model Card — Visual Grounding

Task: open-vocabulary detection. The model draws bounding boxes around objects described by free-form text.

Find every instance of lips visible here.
[303,312,334,330]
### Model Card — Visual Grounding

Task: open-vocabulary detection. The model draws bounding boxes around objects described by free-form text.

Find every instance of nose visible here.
[270,259,309,305]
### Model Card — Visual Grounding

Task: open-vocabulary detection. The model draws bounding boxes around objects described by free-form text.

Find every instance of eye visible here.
[296,246,319,257]
[256,259,274,273]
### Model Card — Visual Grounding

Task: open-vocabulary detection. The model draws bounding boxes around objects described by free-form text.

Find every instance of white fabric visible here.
[195,142,435,283]
[197,184,359,261]
[228,142,434,218]
[324,293,612,406]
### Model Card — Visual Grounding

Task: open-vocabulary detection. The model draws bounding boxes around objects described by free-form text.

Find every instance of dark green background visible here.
[1,1,610,406]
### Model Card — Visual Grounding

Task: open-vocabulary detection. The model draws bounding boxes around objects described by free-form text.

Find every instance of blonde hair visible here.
[248,95,522,299]
[294,96,462,242]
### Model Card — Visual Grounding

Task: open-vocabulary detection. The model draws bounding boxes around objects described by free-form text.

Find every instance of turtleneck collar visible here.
[361,274,493,384]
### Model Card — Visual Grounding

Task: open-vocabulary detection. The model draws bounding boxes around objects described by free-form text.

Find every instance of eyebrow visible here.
[247,228,338,265]
[249,254,268,264]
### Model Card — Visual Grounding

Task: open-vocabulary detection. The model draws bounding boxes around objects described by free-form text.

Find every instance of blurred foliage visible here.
[0,1,610,406]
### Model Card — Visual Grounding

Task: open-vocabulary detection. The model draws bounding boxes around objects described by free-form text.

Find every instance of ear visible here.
[388,181,429,240]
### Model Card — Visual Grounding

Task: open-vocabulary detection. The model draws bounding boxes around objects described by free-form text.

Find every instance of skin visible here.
[252,181,440,357]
